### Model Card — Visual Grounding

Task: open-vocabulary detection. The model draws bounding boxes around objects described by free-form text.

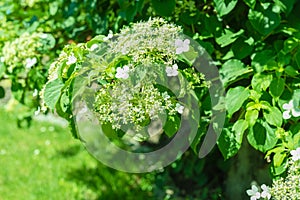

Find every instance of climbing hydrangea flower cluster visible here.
[2,32,54,73]
[42,18,208,138]
[89,18,206,133]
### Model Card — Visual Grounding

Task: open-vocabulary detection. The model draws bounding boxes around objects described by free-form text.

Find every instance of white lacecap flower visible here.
[66,53,77,65]
[116,65,130,79]
[291,147,300,161]
[260,184,271,200]
[25,57,37,68]
[90,44,99,51]
[175,38,190,54]
[282,100,300,119]
[175,103,184,114]
[246,185,261,200]
[166,64,178,77]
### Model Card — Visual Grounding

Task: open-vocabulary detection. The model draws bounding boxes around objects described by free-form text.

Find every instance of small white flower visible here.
[103,30,113,41]
[162,92,170,100]
[0,57,4,62]
[283,110,291,119]
[282,100,300,119]
[175,39,190,54]
[260,184,271,200]
[175,103,184,114]
[246,185,261,200]
[25,57,37,68]
[116,65,130,79]
[90,44,98,51]
[291,147,300,161]
[66,53,77,65]
[166,64,178,77]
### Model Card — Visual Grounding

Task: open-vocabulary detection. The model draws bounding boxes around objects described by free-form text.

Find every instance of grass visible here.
[0,108,154,200]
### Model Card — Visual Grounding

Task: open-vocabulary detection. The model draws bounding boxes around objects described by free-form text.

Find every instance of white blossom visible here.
[282,100,300,119]
[260,184,271,200]
[116,65,130,79]
[166,64,178,77]
[175,38,190,54]
[246,185,261,200]
[162,92,170,100]
[291,147,300,161]
[25,57,37,68]
[175,103,184,114]
[66,53,77,65]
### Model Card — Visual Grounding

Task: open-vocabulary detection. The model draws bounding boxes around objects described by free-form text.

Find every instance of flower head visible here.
[116,65,130,79]
[246,185,261,200]
[66,53,77,65]
[282,100,300,119]
[260,184,271,200]
[291,147,300,161]
[166,64,178,77]
[175,39,190,54]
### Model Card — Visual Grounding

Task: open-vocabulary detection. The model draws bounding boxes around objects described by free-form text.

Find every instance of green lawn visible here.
[0,108,153,200]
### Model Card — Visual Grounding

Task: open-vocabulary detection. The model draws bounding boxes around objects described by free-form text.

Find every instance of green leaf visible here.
[243,0,256,9]
[247,121,278,153]
[180,46,198,66]
[283,37,299,53]
[245,109,259,127]
[151,0,175,16]
[269,77,285,98]
[220,59,250,87]
[216,29,244,47]
[270,159,288,176]
[232,119,248,144]
[213,0,238,17]
[251,73,272,91]
[294,49,300,69]
[44,79,64,110]
[251,50,276,73]
[231,37,254,59]
[285,65,299,77]
[274,0,297,15]
[164,115,180,137]
[263,106,283,127]
[217,128,240,160]
[248,7,281,36]
[225,86,250,116]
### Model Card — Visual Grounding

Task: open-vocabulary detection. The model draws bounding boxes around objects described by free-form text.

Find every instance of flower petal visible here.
[283,110,291,119]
